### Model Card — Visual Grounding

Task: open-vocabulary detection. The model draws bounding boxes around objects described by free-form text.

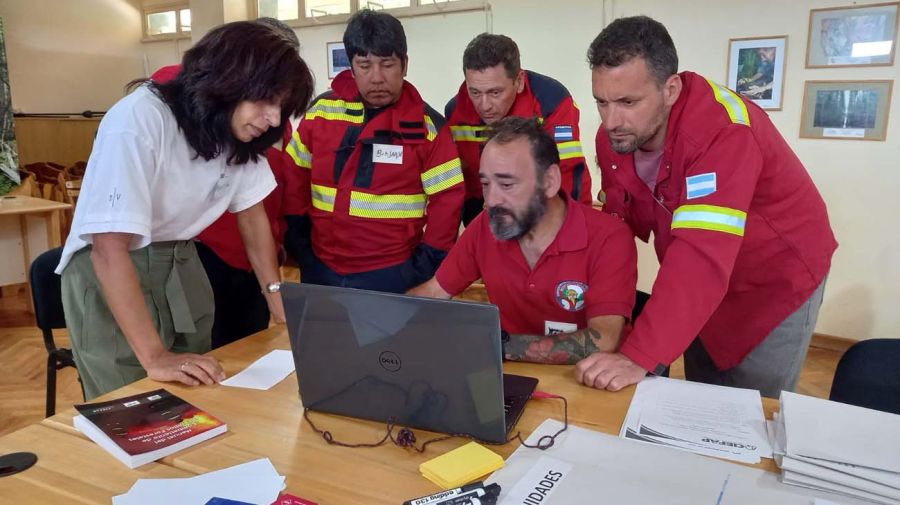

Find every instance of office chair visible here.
[29,247,81,417]
[829,339,900,415]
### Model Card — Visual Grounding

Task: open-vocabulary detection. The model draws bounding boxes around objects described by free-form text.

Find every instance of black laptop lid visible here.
[283,283,509,443]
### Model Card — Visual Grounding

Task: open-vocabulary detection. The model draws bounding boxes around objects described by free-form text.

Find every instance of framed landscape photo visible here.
[327,41,350,78]
[800,80,893,141]
[806,2,899,67]
[727,35,788,110]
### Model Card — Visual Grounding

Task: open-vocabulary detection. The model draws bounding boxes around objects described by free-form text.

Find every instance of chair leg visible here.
[46,354,57,418]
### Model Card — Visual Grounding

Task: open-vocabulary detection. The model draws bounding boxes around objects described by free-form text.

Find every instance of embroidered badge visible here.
[555,281,588,312]
[685,172,717,199]
[554,125,574,141]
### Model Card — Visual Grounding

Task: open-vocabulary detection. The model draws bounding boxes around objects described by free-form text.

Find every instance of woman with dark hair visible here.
[55,21,314,400]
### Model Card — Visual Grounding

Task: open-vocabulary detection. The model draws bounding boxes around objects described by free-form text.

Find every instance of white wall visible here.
[3,0,897,339]
[1,0,145,113]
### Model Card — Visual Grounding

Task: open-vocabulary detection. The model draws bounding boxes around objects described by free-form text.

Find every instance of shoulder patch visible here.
[685,172,717,199]
[527,70,572,118]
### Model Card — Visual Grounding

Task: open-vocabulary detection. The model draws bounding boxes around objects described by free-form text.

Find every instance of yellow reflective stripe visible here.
[349,191,426,219]
[286,132,312,168]
[311,184,336,213]
[450,125,488,142]
[705,78,750,126]
[557,140,583,160]
[424,115,438,141]
[672,204,746,237]
[305,98,365,123]
[421,157,464,195]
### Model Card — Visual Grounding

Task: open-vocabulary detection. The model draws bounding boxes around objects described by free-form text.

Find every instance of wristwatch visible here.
[264,281,282,294]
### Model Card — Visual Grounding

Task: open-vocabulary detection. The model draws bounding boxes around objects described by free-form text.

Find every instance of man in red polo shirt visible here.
[409,117,637,385]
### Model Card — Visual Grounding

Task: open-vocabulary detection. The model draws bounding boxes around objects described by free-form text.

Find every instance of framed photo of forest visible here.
[727,35,788,110]
[800,80,893,140]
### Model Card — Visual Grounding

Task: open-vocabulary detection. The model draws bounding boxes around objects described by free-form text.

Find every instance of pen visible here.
[433,484,501,505]
[403,481,485,505]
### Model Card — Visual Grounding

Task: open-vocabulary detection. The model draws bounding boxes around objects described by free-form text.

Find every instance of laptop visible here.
[283,283,538,443]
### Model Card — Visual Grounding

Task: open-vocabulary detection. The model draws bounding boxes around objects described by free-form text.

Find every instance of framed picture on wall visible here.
[727,35,788,110]
[806,2,899,68]
[327,41,350,79]
[799,80,893,141]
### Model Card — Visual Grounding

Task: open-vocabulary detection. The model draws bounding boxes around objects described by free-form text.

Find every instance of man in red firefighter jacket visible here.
[583,16,837,398]
[445,33,592,225]
[283,9,464,293]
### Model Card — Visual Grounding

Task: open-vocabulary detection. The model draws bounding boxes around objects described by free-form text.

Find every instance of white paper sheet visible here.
[780,392,900,474]
[221,349,296,390]
[487,419,873,505]
[621,377,771,464]
[113,458,285,505]
[783,470,899,505]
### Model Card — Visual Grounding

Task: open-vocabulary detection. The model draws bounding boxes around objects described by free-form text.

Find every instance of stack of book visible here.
[74,388,227,469]
[773,392,900,505]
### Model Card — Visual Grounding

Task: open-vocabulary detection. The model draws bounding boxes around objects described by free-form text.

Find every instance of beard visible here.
[488,186,548,241]
[607,106,667,154]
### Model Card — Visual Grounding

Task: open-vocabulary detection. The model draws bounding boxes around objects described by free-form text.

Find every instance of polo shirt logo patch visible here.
[555,281,588,312]
[554,125,574,141]
[685,172,717,199]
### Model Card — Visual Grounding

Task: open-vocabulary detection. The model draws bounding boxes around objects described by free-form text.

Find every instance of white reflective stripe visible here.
[673,210,745,229]
[706,79,750,126]
[311,185,336,204]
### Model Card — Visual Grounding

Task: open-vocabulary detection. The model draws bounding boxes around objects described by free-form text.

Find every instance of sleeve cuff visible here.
[434,268,466,297]
[619,340,668,375]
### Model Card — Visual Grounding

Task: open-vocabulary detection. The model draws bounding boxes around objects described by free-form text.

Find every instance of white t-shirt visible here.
[56,85,276,273]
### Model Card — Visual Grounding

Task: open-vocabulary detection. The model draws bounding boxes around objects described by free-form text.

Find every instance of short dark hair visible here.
[343,9,407,61]
[587,15,678,85]
[132,21,314,165]
[485,116,559,179]
[462,33,520,79]
[255,17,300,48]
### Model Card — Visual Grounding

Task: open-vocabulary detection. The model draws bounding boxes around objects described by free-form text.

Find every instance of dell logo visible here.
[379,351,401,372]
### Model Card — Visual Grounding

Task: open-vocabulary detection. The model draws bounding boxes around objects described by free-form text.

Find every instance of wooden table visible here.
[17,326,781,504]
[0,424,193,503]
[0,195,71,313]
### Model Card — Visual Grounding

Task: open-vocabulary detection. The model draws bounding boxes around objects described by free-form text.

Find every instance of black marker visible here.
[433,483,501,505]
[403,481,485,505]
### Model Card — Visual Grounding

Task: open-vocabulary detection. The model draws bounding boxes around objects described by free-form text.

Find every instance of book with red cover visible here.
[73,388,227,468]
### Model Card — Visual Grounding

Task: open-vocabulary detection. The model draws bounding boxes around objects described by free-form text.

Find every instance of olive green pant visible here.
[61,241,214,400]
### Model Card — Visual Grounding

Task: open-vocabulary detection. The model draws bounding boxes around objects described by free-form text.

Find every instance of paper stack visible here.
[488,419,874,505]
[773,391,900,505]
[419,441,505,489]
[620,376,772,464]
[112,458,286,505]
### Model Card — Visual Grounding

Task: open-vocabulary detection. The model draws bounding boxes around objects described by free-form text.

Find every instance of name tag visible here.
[545,321,578,335]
[373,144,403,164]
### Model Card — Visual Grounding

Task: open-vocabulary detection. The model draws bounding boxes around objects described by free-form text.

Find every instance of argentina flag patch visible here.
[554,125,574,141]
[686,172,717,199]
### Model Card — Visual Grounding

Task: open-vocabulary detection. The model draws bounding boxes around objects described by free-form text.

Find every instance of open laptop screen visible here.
[283,283,518,443]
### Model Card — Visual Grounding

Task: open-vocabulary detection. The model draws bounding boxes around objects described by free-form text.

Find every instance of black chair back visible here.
[29,248,67,340]
[28,247,79,416]
[829,339,900,415]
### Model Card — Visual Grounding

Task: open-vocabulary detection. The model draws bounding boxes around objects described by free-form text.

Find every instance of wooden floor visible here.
[0,282,842,438]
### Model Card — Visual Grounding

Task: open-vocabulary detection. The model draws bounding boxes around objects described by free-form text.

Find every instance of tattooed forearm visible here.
[504,328,603,364]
